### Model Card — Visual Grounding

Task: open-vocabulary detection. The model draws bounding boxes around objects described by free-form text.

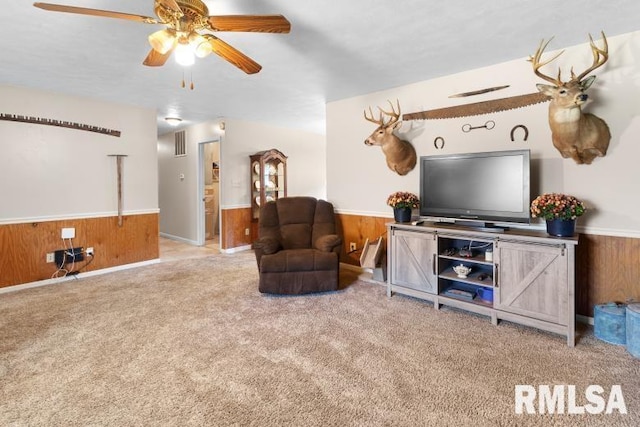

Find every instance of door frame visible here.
[196,139,221,246]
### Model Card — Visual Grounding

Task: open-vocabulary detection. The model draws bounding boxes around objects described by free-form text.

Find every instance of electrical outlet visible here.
[46,252,55,263]
[245,228,250,236]
[86,247,94,256]
[349,242,357,252]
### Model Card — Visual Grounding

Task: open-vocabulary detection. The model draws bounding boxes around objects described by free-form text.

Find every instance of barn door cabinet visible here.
[388,229,438,296]
[387,222,578,346]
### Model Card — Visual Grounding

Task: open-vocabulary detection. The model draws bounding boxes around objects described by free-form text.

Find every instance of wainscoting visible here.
[220,207,255,250]
[336,213,640,318]
[0,213,159,288]
[6,209,635,318]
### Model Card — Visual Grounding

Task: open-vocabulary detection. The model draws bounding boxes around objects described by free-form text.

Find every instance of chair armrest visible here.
[314,234,342,252]
[253,237,281,255]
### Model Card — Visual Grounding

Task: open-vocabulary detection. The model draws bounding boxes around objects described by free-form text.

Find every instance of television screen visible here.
[419,149,530,226]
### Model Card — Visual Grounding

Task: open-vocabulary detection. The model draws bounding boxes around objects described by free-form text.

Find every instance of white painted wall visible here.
[327,31,640,237]
[0,85,158,222]
[158,118,325,243]
[158,120,223,242]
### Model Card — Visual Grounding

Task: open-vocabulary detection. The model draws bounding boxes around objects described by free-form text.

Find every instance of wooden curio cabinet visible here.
[250,149,287,220]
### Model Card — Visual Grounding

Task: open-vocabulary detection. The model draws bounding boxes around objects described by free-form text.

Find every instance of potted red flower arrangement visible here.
[530,193,586,237]
[387,191,419,223]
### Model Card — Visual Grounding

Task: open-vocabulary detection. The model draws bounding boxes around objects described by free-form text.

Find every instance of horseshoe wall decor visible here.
[433,136,445,149]
[510,125,529,141]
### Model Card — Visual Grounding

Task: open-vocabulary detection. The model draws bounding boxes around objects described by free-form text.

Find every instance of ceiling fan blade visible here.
[207,15,291,33]
[143,47,173,67]
[33,2,158,24]
[203,35,262,74]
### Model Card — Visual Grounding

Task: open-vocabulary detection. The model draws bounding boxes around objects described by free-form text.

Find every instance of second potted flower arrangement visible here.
[530,193,586,237]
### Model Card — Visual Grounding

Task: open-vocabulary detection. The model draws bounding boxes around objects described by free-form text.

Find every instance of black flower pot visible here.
[393,207,412,223]
[546,218,576,237]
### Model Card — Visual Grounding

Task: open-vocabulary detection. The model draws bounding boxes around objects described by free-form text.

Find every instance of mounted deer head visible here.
[364,100,417,175]
[530,32,611,164]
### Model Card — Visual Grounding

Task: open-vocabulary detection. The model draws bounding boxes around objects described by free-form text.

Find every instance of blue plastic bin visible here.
[626,304,640,359]
[594,303,626,345]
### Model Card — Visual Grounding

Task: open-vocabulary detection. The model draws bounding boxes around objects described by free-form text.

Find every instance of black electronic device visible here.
[54,247,84,267]
[458,248,473,257]
[419,149,530,230]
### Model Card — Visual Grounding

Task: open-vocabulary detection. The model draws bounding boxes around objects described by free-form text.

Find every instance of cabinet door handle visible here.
[494,263,499,287]
[432,254,436,275]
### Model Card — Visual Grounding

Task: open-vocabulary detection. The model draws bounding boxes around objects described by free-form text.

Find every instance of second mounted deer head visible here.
[530,32,611,164]
[364,100,417,176]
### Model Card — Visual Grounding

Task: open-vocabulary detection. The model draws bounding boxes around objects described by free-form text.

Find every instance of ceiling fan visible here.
[33,0,291,74]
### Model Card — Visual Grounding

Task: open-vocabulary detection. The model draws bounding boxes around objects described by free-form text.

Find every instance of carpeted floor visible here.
[1,251,638,426]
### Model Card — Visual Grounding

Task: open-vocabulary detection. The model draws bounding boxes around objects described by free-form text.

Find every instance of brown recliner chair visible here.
[253,197,342,294]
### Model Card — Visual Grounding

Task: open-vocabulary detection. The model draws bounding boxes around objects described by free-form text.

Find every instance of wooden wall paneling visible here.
[0,220,86,287]
[221,207,253,250]
[336,214,388,265]
[576,234,640,316]
[0,214,159,289]
[83,214,159,271]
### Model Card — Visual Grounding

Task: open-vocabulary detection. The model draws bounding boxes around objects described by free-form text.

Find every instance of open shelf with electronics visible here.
[387,221,579,346]
[438,235,495,309]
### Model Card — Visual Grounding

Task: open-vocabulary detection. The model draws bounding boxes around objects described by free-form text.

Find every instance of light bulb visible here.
[175,41,195,66]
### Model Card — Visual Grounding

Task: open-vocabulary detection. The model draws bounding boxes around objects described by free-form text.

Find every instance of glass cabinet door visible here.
[250,149,287,220]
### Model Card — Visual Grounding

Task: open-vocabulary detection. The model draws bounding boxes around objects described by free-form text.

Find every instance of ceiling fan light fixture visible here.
[195,40,213,58]
[148,29,176,54]
[165,117,182,126]
[175,40,195,66]
[33,1,290,74]
[188,32,212,58]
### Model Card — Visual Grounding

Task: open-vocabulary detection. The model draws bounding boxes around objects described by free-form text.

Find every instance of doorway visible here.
[197,140,220,249]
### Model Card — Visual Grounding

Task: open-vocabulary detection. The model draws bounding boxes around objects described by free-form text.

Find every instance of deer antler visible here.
[530,32,609,85]
[529,37,565,85]
[572,32,608,81]
[377,99,401,127]
[364,106,384,126]
[364,99,402,127]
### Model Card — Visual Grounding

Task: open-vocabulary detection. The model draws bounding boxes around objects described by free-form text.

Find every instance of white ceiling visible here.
[1,1,638,136]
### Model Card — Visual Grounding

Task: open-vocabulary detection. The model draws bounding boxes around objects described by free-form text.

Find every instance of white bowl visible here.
[452,264,472,278]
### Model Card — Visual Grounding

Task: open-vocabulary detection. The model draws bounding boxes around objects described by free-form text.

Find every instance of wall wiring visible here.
[51,238,95,279]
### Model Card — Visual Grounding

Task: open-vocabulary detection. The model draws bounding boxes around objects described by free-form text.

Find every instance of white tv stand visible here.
[387,221,579,346]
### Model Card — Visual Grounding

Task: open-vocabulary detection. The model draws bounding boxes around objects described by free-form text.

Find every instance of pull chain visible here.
[180,70,195,90]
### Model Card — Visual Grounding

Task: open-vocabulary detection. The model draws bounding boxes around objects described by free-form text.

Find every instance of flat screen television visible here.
[419,149,530,230]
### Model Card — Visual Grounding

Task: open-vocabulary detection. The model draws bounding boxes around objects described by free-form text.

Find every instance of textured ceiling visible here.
[1,1,638,136]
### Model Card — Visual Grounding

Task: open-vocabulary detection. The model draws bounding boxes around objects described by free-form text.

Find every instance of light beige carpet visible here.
[1,251,638,426]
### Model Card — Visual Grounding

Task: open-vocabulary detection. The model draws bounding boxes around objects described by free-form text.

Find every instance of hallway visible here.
[159,237,219,262]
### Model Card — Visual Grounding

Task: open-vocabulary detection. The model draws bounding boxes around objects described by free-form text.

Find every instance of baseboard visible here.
[0,259,161,295]
[576,314,594,326]
[159,232,199,246]
[220,244,252,254]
